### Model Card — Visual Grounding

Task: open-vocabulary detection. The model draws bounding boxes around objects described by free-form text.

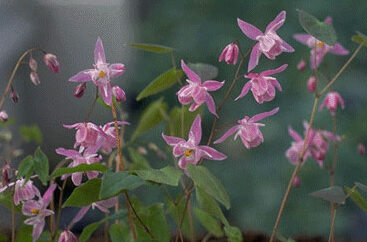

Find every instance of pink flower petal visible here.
[42,184,56,205]
[293,34,311,45]
[281,40,295,52]
[235,81,252,101]
[32,220,45,242]
[249,107,279,123]
[55,148,80,158]
[237,18,263,40]
[188,115,202,145]
[266,10,286,32]
[109,63,126,78]
[261,64,288,76]
[94,37,106,64]
[329,43,349,55]
[181,60,201,83]
[205,93,217,117]
[99,83,112,106]
[162,134,185,146]
[199,146,227,160]
[72,173,83,186]
[202,80,225,91]
[214,126,239,144]
[248,43,261,72]
[70,206,90,225]
[270,78,282,91]
[288,126,303,142]
[68,69,94,82]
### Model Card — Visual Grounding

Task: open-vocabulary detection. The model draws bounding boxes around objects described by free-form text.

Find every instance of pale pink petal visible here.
[63,123,82,129]
[261,64,288,76]
[199,146,227,160]
[237,18,263,40]
[109,63,126,78]
[235,81,252,101]
[214,126,239,144]
[205,93,217,117]
[181,60,201,83]
[22,200,42,216]
[96,197,117,209]
[99,83,112,106]
[288,126,303,142]
[162,134,185,146]
[266,10,286,32]
[86,171,98,179]
[250,107,279,123]
[281,39,295,52]
[189,102,201,112]
[189,115,202,145]
[72,173,83,186]
[192,87,207,105]
[94,37,106,64]
[32,220,45,242]
[248,43,261,72]
[70,206,90,225]
[319,96,328,111]
[293,34,311,45]
[42,184,56,205]
[270,78,282,91]
[24,216,41,225]
[68,69,94,82]
[329,43,349,55]
[202,80,225,91]
[55,148,80,158]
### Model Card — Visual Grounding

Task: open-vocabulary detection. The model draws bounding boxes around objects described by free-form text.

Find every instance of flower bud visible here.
[292,175,301,188]
[112,85,126,102]
[297,59,306,71]
[43,53,60,73]
[358,143,366,155]
[58,230,78,242]
[2,161,11,186]
[219,42,239,65]
[74,83,86,98]
[30,72,40,86]
[0,111,8,122]
[28,57,38,72]
[307,76,317,93]
[10,87,19,103]
[319,91,345,116]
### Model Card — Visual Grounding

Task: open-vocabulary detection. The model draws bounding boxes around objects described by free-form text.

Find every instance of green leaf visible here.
[165,105,203,138]
[224,225,243,242]
[310,186,346,204]
[0,234,7,242]
[346,186,367,213]
[355,182,367,193]
[166,198,191,238]
[96,97,118,110]
[109,223,132,242]
[15,225,33,242]
[33,147,49,185]
[276,232,296,242]
[20,124,42,144]
[135,166,183,186]
[194,207,223,237]
[187,63,218,81]
[17,155,34,182]
[79,220,104,242]
[137,68,183,101]
[63,178,102,207]
[99,171,146,199]
[297,9,337,45]
[187,164,230,209]
[0,190,22,213]
[129,43,173,53]
[196,187,228,226]
[128,147,151,170]
[131,99,167,140]
[352,31,367,47]
[51,163,107,179]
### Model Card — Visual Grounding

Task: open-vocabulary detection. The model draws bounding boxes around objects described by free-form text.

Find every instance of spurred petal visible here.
[266,10,286,32]
[237,18,263,40]
[99,83,112,106]
[250,107,279,123]
[235,81,252,101]
[205,93,217,117]
[329,43,349,55]
[42,184,56,205]
[68,69,94,83]
[181,60,201,83]
[109,63,126,78]
[288,126,303,142]
[293,34,311,45]
[55,148,80,158]
[32,220,45,242]
[94,37,106,64]
[261,64,288,76]
[202,80,225,91]
[281,40,295,52]
[214,126,239,144]
[162,134,185,146]
[189,115,202,145]
[248,43,261,72]
[199,146,227,160]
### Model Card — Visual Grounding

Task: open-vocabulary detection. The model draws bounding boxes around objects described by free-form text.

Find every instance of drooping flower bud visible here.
[2,162,11,186]
[112,85,126,102]
[307,76,317,93]
[10,87,19,103]
[358,143,366,155]
[14,178,40,205]
[30,72,40,86]
[219,42,239,65]
[29,57,38,72]
[0,111,8,122]
[74,83,86,98]
[319,91,345,116]
[58,230,78,242]
[43,53,60,73]
[292,175,301,188]
[297,59,306,71]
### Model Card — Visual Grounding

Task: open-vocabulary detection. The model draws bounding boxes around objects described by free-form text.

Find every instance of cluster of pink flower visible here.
[163,11,294,173]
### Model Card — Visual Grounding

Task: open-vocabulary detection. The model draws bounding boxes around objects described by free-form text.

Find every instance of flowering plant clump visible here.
[0,7,367,242]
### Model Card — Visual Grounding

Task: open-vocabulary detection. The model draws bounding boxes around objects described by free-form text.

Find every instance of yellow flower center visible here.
[317,42,325,47]
[184,149,194,157]
[31,209,39,215]
[98,71,106,78]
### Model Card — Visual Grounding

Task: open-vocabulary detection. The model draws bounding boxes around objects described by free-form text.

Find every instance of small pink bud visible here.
[43,53,60,73]
[29,57,38,72]
[358,143,366,155]
[307,76,317,93]
[58,230,78,242]
[292,175,301,188]
[0,111,8,122]
[112,85,126,102]
[10,87,19,104]
[74,83,86,98]
[319,91,345,116]
[2,161,11,186]
[219,42,239,65]
[30,72,40,86]
[297,59,306,71]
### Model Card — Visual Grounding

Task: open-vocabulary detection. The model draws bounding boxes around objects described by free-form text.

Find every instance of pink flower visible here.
[14,178,41,205]
[177,60,225,117]
[293,17,349,69]
[58,230,78,242]
[237,11,294,72]
[64,122,100,153]
[0,110,8,122]
[112,85,126,102]
[297,59,307,71]
[1,161,11,186]
[292,175,301,188]
[319,91,345,115]
[219,42,239,65]
[68,37,125,106]
[214,107,279,149]
[22,184,56,242]
[235,64,286,103]
[162,115,226,172]
[43,53,60,73]
[358,143,365,155]
[307,76,317,93]
[55,148,102,186]
[29,57,38,72]
[74,83,86,98]
[30,72,40,86]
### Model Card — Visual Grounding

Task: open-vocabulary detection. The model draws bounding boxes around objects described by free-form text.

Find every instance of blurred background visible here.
[0,0,367,240]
